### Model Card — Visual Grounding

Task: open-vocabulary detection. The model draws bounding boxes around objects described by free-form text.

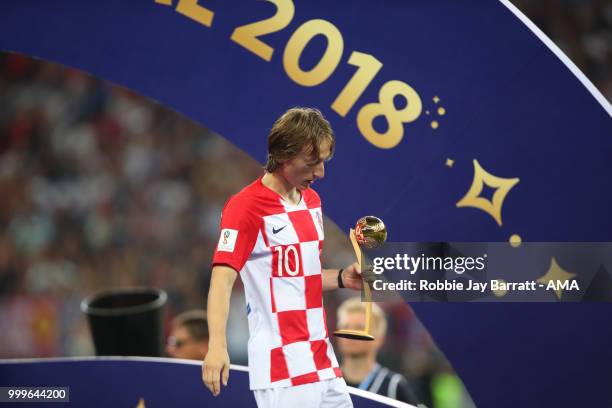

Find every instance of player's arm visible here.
[322,262,362,291]
[202,265,237,397]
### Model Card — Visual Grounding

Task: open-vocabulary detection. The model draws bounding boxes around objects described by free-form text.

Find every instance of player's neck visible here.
[262,172,301,205]
[341,354,377,383]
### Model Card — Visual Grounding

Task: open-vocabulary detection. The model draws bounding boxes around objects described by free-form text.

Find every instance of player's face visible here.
[336,311,382,358]
[281,140,332,191]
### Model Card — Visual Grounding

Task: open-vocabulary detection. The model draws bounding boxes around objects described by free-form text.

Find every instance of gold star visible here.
[537,257,576,300]
[445,158,454,167]
[456,159,519,226]
[433,96,440,103]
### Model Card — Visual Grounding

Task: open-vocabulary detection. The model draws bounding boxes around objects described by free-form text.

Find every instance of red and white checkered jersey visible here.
[212,176,342,390]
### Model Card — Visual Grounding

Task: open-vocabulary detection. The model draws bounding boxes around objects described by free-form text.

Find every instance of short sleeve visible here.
[212,196,260,273]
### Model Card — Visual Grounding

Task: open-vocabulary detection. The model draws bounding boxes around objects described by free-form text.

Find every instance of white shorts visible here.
[253,378,353,408]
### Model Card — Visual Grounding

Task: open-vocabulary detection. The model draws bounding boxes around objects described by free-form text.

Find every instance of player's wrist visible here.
[337,268,345,288]
[208,339,228,350]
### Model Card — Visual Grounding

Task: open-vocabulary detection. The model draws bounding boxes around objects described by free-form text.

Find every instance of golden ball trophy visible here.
[334,216,387,341]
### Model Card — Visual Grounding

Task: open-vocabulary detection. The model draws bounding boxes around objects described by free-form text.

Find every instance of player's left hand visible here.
[341,262,365,290]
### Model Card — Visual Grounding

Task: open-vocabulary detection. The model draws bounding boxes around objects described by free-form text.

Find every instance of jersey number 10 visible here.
[274,245,300,276]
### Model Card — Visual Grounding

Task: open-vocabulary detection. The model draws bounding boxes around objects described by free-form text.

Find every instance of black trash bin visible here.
[81,288,167,356]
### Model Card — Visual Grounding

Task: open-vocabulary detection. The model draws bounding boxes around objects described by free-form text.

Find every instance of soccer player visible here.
[202,107,363,407]
[166,310,209,360]
[336,298,420,405]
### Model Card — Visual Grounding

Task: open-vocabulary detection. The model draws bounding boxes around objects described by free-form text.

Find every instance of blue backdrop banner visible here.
[0,358,410,407]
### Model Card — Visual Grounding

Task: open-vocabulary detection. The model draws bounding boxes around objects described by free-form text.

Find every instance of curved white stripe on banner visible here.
[499,0,612,117]
[0,356,201,365]
[0,357,415,407]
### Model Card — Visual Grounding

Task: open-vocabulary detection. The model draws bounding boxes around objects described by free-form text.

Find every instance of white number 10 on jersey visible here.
[274,245,300,276]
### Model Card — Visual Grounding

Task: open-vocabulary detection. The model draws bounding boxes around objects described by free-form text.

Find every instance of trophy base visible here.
[333,329,375,341]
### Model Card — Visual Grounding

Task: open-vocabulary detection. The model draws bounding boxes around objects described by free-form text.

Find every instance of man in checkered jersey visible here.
[202,107,363,407]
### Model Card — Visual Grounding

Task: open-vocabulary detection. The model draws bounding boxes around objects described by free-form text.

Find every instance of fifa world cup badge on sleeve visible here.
[217,228,238,252]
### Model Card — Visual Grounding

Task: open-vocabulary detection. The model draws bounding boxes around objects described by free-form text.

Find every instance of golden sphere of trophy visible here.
[354,216,387,249]
[334,216,387,342]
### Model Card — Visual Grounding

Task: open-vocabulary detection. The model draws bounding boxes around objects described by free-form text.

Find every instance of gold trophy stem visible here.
[333,229,375,341]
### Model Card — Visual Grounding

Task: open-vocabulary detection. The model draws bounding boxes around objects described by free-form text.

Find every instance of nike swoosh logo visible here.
[272,225,287,234]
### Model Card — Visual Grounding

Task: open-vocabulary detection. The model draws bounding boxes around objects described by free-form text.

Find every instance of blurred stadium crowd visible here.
[511,0,612,102]
[0,52,259,356]
[0,2,608,406]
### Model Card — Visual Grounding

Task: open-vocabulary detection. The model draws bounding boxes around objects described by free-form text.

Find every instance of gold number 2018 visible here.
[163,0,424,149]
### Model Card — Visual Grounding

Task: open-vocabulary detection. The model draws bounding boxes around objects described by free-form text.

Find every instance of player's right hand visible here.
[202,347,230,397]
